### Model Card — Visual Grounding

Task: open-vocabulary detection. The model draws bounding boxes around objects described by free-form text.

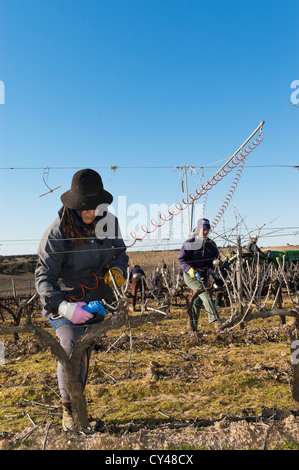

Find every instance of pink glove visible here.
[58,301,93,324]
[71,302,93,324]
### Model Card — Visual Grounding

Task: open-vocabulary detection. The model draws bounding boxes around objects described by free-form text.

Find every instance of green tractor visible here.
[268,249,299,267]
[227,249,299,267]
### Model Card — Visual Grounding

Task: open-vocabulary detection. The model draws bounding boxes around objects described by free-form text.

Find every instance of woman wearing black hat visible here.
[35,169,128,431]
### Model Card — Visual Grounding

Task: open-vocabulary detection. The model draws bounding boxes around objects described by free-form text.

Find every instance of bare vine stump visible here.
[63,366,90,430]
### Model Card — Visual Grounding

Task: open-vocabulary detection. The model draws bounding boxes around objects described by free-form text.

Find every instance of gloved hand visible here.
[58,301,93,324]
[187,267,198,279]
[104,267,125,287]
[83,301,108,317]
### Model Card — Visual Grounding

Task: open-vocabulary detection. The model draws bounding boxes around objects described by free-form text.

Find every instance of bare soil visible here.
[1,409,299,451]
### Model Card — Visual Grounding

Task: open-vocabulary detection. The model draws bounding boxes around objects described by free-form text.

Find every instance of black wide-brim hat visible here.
[60,168,113,210]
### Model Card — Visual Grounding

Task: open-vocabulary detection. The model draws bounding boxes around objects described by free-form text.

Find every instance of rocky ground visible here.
[1,408,299,451]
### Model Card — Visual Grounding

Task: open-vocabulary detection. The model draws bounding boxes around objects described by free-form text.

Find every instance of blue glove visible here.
[82,301,108,323]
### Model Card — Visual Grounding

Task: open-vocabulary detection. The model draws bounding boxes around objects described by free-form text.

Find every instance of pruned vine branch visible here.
[0,296,166,431]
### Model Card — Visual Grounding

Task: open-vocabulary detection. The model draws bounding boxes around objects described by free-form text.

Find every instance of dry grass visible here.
[0,300,297,438]
[0,246,299,449]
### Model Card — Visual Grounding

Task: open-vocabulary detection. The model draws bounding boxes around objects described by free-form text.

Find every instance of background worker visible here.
[149,267,163,296]
[35,168,128,431]
[178,218,221,331]
[246,235,263,255]
[129,265,146,311]
[211,257,231,308]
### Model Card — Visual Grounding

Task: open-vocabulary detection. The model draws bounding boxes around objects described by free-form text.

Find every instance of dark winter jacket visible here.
[246,241,263,255]
[129,267,146,281]
[35,212,128,318]
[178,236,219,275]
[150,272,162,289]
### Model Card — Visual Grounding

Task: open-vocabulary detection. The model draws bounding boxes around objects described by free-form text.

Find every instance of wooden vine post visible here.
[236,235,244,328]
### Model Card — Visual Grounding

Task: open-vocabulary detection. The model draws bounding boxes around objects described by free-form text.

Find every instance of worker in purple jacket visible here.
[178,218,221,331]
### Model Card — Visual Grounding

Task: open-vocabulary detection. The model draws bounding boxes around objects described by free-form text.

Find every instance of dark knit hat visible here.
[60,169,113,210]
[197,218,211,229]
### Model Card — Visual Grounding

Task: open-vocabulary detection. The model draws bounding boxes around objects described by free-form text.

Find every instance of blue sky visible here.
[0,0,298,255]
